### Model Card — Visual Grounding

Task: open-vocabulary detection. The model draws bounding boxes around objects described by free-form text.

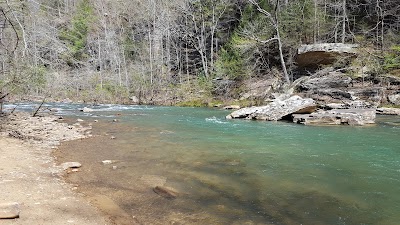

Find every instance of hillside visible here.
[0,0,399,107]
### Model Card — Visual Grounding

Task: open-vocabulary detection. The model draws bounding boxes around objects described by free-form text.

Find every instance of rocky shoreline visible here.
[226,95,400,125]
[226,95,394,126]
[0,112,108,224]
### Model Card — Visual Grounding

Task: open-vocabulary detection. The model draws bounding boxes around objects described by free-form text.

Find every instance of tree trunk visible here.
[276,25,290,83]
[341,0,346,43]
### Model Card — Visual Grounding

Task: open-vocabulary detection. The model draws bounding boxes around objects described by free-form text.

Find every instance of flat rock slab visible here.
[0,202,20,219]
[296,43,358,68]
[227,95,316,121]
[376,107,400,115]
[293,109,376,125]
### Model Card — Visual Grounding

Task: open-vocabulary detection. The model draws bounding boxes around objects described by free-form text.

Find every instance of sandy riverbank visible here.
[0,112,108,225]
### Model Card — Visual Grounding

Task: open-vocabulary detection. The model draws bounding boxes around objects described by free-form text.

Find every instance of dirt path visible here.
[0,113,108,225]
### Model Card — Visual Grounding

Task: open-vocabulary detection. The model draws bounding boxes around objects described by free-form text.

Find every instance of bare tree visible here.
[248,0,290,83]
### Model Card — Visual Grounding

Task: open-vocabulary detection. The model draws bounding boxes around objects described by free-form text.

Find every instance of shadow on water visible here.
[55,119,391,225]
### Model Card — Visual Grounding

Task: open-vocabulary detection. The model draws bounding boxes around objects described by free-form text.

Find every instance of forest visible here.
[0,0,399,105]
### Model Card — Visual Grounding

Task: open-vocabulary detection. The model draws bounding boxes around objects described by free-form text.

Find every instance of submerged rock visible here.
[153,186,178,199]
[226,95,316,121]
[0,202,20,219]
[292,109,376,125]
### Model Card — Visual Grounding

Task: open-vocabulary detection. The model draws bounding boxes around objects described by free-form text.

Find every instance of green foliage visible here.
[59,0,94,62]
[279,0,315,43]
[28,66,47,90]
[384,46,400,71]
[215,34,246,80]
[95,82,129,98]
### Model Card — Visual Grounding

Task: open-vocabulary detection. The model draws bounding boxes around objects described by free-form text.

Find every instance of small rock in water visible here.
[112,166,118,170]
[0,202,20,219]
[153,186,178,199]
[61,162,82,170]
[112,119,118,122]
[110,136,116,139]
[77,118,84,122]
[102,160,116,165]
[81,107,94,113]
[94,120,98,122]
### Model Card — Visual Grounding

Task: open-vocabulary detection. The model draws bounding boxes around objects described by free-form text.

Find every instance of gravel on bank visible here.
[0,112,108,225]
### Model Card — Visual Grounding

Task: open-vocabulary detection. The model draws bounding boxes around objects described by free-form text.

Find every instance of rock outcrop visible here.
[296,43,358,68]
[300,71,352,90]
[226,95,316,120]
[294,67,392,107]
[292,109,376,126]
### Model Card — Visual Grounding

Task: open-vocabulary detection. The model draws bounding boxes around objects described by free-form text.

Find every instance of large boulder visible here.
[292,109,376,126]
[296,43,358,68]
[129,96,140,104]
[388,94,400,105]
[226,95,316,121]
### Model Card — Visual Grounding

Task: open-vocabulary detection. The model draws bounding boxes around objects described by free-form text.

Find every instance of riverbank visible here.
[0,112,108,225]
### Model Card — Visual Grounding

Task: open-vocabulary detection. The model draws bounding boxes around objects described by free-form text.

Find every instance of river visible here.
[6,103,400,224]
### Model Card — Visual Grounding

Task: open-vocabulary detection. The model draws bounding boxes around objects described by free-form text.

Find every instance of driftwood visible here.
[0,92,8,114]
[32,97,46,117]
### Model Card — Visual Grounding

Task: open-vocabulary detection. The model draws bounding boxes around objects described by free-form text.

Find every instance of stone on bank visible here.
[0,202,20,219]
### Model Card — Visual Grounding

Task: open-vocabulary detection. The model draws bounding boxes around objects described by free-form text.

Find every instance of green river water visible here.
[15,103,399,224]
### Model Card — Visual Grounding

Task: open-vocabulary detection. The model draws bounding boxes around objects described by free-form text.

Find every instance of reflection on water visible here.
[52,105,400,225]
